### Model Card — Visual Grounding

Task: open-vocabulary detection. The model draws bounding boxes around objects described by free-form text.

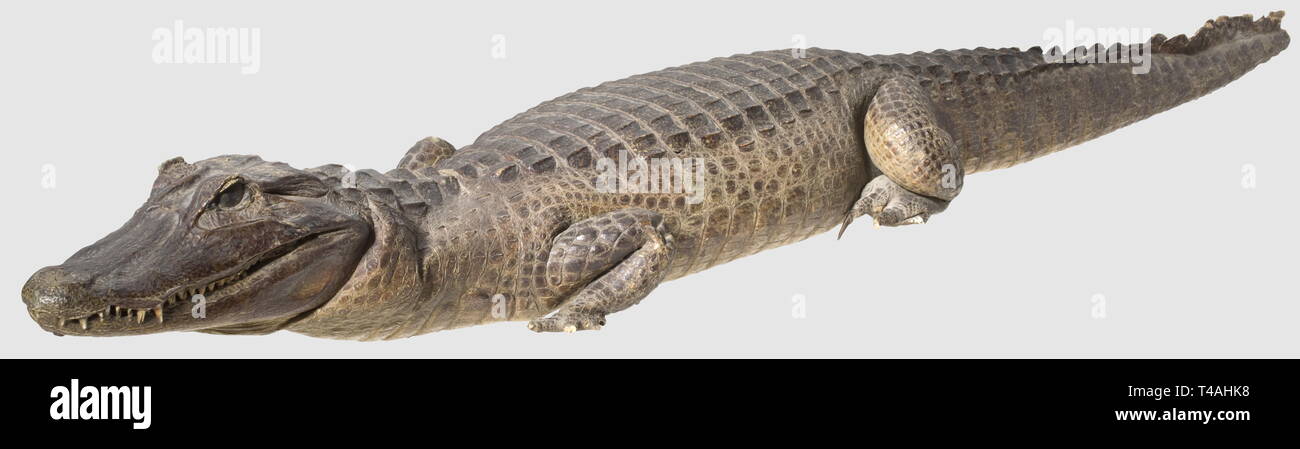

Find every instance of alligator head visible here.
[21,155,371,336]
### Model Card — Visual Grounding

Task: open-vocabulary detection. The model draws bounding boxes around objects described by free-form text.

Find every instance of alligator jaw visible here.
[35,230,333,336]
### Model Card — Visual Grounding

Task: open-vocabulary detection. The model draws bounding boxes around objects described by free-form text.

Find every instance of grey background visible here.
[1,0,1295,357]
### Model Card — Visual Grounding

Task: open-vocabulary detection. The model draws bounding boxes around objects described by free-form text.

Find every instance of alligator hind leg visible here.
[528,208,673,333]
[841,75,963,235]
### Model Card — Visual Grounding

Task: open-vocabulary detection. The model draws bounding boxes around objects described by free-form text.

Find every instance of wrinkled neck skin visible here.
[285,168,519,341]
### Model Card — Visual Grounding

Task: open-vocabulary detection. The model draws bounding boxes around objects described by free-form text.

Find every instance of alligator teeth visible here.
[54,263,257,330]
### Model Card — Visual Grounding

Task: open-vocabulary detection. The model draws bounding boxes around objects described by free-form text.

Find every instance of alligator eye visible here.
[213,181,247,210]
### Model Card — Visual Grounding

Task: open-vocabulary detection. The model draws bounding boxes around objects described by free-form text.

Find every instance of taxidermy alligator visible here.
[22,12,1289,339]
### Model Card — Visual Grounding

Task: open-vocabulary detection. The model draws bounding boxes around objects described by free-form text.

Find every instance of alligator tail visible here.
[967,11,1289,172]
[1058,11,1289,150]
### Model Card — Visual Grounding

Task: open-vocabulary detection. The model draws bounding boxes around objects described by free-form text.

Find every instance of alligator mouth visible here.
[49,231,328,331]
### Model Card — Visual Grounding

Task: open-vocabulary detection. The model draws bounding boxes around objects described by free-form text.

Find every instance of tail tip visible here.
[1260,11,1286,29]
[1156,11,1288,54]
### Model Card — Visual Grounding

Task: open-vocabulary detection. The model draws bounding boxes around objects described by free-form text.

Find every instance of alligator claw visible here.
[836,214,854,240]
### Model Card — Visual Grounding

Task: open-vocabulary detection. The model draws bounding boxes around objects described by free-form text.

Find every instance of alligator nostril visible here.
[22,266,77,311]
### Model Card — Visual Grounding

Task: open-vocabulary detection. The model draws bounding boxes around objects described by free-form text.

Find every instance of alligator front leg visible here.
[841,75,963,236]
[528,208,672,333]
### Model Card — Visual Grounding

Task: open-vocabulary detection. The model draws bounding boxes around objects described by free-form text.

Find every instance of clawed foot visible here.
[838,175,949,238]
[528,311,606,333]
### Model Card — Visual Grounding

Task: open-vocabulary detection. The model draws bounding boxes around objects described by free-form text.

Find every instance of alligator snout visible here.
[23,263,186,335]
[23,266,85,313]
[22,265,100,333]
